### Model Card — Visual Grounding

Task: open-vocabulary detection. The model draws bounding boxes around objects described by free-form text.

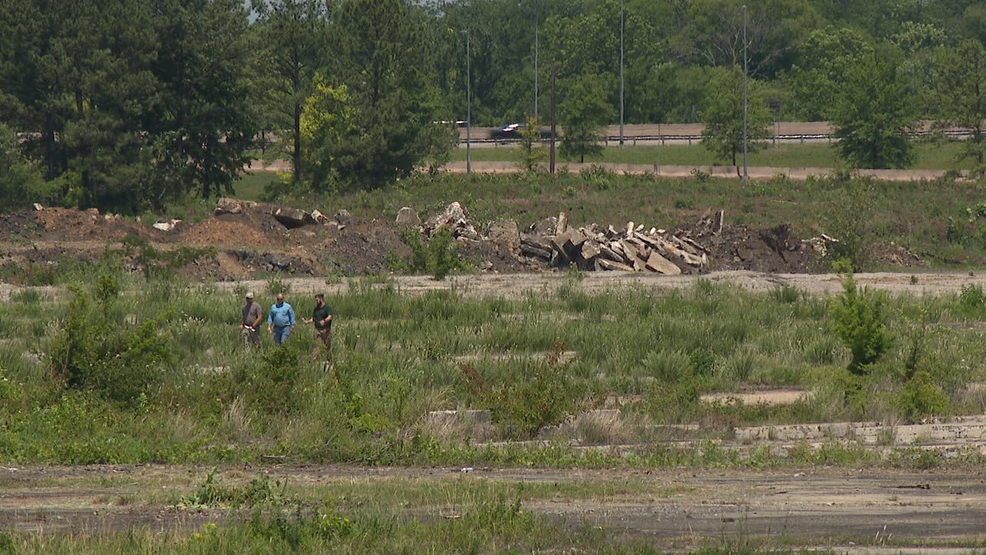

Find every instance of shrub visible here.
[236,345,304,415]
[47,286,174,405]
[824,184,873,269]
[401,228,465,281]
[894,371,950,423]
[830,272,892,375]
[959,284,986,309]
[488,342,583,439]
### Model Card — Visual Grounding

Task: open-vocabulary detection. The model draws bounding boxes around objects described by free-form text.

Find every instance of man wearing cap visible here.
[240,292,263,348]
[267,293,296,346]
[304,293,333,363]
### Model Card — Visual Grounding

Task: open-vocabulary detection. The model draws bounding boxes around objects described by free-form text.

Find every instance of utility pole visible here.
[619,0,624,148]
[550,65,557,173]
[466,30,471,176]
[534,0,539,122]
[742,4,749,181]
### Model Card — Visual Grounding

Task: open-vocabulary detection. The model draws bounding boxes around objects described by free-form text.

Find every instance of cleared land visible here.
[2,465,985,551]
[4,170,986,553]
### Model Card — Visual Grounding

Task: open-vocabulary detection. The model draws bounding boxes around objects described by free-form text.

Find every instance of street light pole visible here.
[619,0,624,148]
[742,4,749,181]
[534,0,539,122]
[466,31,471,176]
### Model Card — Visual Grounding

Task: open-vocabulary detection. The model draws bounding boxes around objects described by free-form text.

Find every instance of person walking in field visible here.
[267,293,295,346]
[240,291,263,348]
[304,293,333,363]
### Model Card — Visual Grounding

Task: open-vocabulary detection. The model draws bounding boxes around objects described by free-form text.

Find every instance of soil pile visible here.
[179,217,275,248]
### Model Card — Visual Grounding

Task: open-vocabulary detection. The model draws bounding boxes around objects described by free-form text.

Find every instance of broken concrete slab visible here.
[395,207,421,227]
[334,209,355,226]
[273,206,314,229]
[488,219,520,251]
[645,251,682,275]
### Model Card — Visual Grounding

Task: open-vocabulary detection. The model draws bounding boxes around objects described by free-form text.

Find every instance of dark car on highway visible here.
[491,123,553,141]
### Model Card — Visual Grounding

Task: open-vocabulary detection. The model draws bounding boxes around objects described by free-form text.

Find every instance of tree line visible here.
[1,0,985,214]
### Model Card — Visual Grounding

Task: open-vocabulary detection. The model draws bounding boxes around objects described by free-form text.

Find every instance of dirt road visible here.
[1,465,983,549]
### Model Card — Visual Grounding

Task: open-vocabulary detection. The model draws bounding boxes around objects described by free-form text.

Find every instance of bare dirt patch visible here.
[1,465,984,548]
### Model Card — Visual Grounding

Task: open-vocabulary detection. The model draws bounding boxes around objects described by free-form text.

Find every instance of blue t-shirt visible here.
[268,302,295,327]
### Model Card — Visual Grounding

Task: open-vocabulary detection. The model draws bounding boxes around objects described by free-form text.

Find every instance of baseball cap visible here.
[245,291,254,299]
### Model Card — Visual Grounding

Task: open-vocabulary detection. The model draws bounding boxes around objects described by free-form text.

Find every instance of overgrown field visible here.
[227,171,986,270]
[449,140,977,170]
[2,264,986,468]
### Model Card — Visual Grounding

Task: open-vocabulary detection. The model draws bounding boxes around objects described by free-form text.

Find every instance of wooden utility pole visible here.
[550,65,557,173]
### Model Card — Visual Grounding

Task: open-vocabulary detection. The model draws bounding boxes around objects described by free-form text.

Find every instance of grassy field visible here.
[2,265,985,467]
[449,140,976,170]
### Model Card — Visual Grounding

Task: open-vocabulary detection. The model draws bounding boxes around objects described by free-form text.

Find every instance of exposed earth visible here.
[1,465,984,550]
[0,197,925,284]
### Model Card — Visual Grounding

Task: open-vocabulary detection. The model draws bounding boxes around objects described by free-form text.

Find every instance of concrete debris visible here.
[152,219,182,232]
[513,210,713,274]
[215,197,257,215]
[273,206,314,229]
[333,209,355,226]
[32,203,44,211]
[488,219,520,251]
[395,207,421,227]
[311,209,328,224]
[424,202,478,240]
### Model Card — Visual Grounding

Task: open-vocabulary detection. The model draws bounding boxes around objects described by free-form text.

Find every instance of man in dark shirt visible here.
[304,293,333,363]
[240,291,263,348]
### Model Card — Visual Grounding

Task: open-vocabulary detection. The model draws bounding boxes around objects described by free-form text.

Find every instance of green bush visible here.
[401,228,465,280]
[488,343,583,439]
[830,272,892,375]
[46,286,175,405]
[234,345,304,415]
[894,371,950,423]
[959,284,986,309]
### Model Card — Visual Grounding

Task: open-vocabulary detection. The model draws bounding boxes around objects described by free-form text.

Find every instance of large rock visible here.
[424,202,478,239]
[215,197,257,215]
[488,219,520,251]
[530,216,557,236]
[396,207,421,227]
[333,209,355,226]
[645,251,682,275]
[273,206,313,229]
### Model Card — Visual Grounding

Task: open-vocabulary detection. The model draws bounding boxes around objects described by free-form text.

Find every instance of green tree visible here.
[517,116,547,172]
[151,0,257,200]
[299,78,358,190]
[329,0,450,187]
[560,75,614,163]
[935,40,986,172]
[0,122,51,211]
[784,27,873,120]
[682,0,818,78]
[252,0,331,185]
[699,68,772,170]
[831,53,917,169]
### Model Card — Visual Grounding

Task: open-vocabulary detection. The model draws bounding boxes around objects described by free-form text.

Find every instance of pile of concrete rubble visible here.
[517,211,722,275]
[414,202,725,274]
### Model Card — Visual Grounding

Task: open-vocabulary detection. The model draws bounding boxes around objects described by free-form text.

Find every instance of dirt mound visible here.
[0,207,156,243]
[871,242,923,268]
[179,218,275,248]
[321,220,411,274]
[682,222,819,273]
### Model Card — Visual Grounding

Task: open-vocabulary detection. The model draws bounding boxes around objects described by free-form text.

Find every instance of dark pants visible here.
[313,327,332,362]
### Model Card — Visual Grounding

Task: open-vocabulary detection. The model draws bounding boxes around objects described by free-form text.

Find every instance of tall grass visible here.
[0,268,984,466]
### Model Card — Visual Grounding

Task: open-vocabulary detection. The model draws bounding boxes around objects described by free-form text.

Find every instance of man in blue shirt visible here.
[267,293,296,346]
